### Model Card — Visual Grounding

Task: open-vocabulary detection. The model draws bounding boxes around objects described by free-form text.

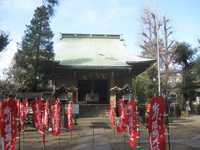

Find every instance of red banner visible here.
[125,100,137,147]
[31,99,45,146]
[149,96,166,150]
[116,99,125,133]
[66,101,73,129]
[109,100,115,127]
[1,100,17,150]
[17,101,23,131]
[52,101,59,136]
[43,100,49,127]
[23,99,28,120]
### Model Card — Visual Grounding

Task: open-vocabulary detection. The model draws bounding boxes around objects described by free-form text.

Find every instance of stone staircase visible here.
[78,104,110,118]
[77,104,112,129]
[76,117,111,129]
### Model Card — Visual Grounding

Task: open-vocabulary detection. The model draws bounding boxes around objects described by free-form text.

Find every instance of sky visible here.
[0,0,200,79]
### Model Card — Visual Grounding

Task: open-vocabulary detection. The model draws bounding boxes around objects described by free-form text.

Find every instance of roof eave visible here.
[58,65,131,70]
[128,59,156,76]
[126,59,156,65]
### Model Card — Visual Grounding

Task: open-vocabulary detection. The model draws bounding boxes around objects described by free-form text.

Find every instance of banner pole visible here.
[71,129,72,140]
[18,100,21,150]
[47,104,49,138]
[59,99,60,148]
[70,107,72,140]
[59,117,60,147]
[124,131,126,149]
[136,100,140,150]
[59,133,60,147]
[164,95,170,150]
[93,128,94,150]
[113,104,115,139]
[43,117,46,150]
[42,99,45,150]
[22,103,24,150]
[114,117,115,138]
[133,76,140,149]
[23,130,24,150]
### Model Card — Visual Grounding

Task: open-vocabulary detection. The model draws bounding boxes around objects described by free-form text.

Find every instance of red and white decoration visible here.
[43,100,49,127]
[23,99,28,120]
[31,99,45,146]
[1,100,17,150]
[149,96,166,150]
[109,100,115,127]
[116,99,125,133]
[17,101,23,131]
[52,101,60,136]
[125,100,137,147]
[3,97,10,103]
[66,101,73,129]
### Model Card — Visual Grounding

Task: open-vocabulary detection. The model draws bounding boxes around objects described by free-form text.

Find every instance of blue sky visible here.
[0,0,200,79]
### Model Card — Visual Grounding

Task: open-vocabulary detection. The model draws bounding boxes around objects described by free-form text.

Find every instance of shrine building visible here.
[53,33,155,104]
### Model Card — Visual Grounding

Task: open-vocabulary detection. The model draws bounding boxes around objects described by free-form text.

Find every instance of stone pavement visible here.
[1,115,199,149]
[75,115,200,150]
[75,128,111,150]
[109,115,200,150]
[171,134,200,149]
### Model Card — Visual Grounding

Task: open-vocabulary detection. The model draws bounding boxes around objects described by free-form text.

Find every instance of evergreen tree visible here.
[193,57,200,78]
[133,66,158,102]
[174,42,198,111]
[14,5,56,92]
[43,0,59,16]
[0,30,9,53]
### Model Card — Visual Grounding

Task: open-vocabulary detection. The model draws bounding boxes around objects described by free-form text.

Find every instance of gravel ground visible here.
[106,115,200,150]
[1,115,200,150]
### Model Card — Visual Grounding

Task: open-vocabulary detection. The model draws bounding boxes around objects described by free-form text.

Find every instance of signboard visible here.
[65,104,79,114]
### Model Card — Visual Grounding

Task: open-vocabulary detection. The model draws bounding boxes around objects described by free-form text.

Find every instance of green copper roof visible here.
[55,33,155,72]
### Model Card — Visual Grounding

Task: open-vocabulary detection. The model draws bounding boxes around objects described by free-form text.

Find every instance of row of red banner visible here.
[109,96,166,149]
[0,99,73,150]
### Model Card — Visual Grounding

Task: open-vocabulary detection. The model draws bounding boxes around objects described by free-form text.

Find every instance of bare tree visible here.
[138,5,163,58]
[138,5,177,93]
[160,16,177,91]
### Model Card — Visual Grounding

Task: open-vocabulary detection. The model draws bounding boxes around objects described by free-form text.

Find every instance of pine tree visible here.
[14,5,55,92]
[0,30,9,53]
[174,42,198,111]
[42,0,59,16]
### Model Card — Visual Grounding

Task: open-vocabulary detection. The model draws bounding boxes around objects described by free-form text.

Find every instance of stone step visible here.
[79,104,110,118]
[78,118,111,122]
[77,118,112,129]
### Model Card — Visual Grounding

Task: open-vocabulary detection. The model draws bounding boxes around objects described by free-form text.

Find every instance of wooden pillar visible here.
[110,71,115,103]
[76,91,78,103]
